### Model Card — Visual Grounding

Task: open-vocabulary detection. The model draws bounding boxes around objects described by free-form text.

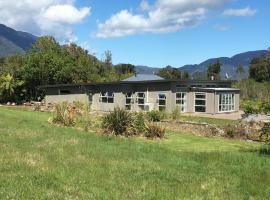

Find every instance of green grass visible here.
[0,107,269,199]
[180,115,240,126]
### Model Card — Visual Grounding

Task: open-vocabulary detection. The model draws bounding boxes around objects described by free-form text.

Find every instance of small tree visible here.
[207,59,222,80]
[0,73,24,102]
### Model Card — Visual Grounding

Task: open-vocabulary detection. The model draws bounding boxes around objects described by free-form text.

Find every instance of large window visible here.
[137,92,145,110]
[158,93,166,111]
[219,93,235,112]
[176,92,187,112]
[195,92,206,112]
[125,93,133,110]
[99,92,114,103]
[59,89,71,95]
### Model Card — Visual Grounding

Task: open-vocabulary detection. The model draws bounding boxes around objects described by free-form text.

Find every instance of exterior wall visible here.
[45,94,89,106]
[42,80,240,114]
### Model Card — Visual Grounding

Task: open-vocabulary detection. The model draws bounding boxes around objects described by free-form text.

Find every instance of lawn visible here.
[0,107,269,199]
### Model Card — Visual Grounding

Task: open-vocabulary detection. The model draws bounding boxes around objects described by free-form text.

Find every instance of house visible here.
[39,74,240,114]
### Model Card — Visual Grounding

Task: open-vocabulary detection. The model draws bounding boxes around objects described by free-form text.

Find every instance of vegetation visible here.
[0,36,134,103]
[52,102,75,126]
[171,107,181,120]
[144,123,166,139]
[0,107,270,199]
[207,59,222,80]
[157,65,189,80]
[102,107,135,136]
[249,54,270,82]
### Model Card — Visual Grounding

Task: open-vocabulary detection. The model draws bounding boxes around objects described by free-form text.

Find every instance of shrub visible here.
[102,107,134,136]
[261,102,270,114]
[242,101,261,115]
[225,125,236,138]
[171,107,181,120]
[133,112,145,134]
[52,102,75,126]
[33,103,41,111]
[75,115,92,132]
[147,110,161,122]
[144,123,165,139]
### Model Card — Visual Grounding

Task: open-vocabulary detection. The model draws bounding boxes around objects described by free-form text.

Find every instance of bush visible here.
[102,107,134,136]
[147,110,163,122]
[133,112,145,134]
[144,123,165,139]
[242,101,261,115]
[225,125,236,138]
[171,107,181,120]
[52,102,75,126]
[261,102,270,114]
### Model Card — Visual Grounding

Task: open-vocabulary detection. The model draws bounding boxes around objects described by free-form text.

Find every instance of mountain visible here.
[180,50,268,79]
[135,50,268,79]
[0,24,37,57]
[135,65,160,74]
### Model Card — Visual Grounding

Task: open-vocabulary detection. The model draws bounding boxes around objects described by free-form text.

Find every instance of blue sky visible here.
[1,0,269,67]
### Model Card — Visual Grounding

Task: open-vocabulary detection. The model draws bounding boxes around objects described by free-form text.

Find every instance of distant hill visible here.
[180,50,268,79]
[135,50,268,79]
[135,65,160,74]
[0,24,37,57]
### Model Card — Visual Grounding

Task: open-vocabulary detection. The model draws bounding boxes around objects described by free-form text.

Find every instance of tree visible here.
[181,71,190,80]
[157,65,182,80]
[236,65,245,80]
[207,59,222,80]
[0,73,23,102]
[249,54,270,82]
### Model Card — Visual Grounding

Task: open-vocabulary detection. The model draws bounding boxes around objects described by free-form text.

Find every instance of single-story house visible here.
[39,74,240,114]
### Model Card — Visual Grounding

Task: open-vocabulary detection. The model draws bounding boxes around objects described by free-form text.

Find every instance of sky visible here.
[0,0,269,67]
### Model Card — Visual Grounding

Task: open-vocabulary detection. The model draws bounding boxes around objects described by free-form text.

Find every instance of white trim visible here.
[218,93,235,113]
[194,92,207,113]
[176,92,187,113]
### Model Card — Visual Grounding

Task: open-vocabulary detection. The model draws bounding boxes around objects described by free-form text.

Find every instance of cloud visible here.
[222,7,257,17]
[95,0,231,38]
[0,0,91,42]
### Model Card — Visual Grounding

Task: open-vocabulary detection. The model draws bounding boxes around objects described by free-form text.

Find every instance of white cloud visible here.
[0,0,91,42]
[43,4,90,24]
[222,7,257,17]
[95,0,231,38]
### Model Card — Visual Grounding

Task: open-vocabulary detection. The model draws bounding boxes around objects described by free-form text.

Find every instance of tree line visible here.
[0,36,135,103]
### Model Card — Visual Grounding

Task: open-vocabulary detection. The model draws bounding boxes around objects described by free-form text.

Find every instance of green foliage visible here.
[207,59,222,80]
[0,36,134,102]
[133,112,146,134]
[249,54,270,82]
[234,79,270,102]
[147,110,162,122]
[157,65,189,80]
[52,102,75,126]
[241,100,270,115]
[236,64,245,79]
[0,73,24,102]
[171,107,181,120]
[144,123,166,139]
[102,107,134,136]
[225,125,236,138]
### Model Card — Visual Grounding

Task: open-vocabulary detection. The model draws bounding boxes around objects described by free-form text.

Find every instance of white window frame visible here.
[194,92,206,113]
[99,92,114,103]
[136,92,145,106]
[125,93,134,110]
[158,93,166,111]
[218,93,235,113]
[176,92,187,112]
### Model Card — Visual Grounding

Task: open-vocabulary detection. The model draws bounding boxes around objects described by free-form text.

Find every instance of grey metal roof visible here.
[122,74,164,82]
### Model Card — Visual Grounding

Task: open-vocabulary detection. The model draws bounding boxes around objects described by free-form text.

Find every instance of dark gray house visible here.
[40,75,240,114]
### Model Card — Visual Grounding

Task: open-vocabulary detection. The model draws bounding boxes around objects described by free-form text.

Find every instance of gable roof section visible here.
[122,74,164,82]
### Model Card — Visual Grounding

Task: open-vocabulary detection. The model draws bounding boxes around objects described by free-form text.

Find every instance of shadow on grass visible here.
[259,145,270,156]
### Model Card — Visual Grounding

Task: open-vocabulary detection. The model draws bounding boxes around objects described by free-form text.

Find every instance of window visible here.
[195,92,206,112]
[219,93,235,112]
[125,93,133,110]
[137,92,145,110]
[176,92,187,112]
[158,93,166,111]
[99,92,114,103]
[59,89,71,95]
